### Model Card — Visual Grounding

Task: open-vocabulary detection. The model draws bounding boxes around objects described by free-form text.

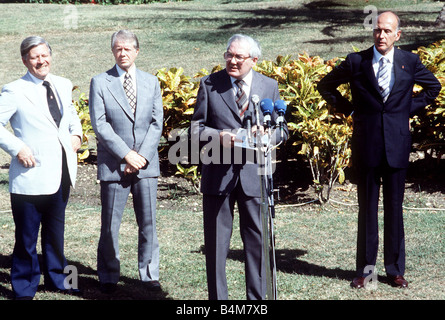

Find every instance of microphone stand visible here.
[252,97,278,300]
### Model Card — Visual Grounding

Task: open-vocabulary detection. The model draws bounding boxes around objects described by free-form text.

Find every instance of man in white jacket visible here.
[0,36,82,300]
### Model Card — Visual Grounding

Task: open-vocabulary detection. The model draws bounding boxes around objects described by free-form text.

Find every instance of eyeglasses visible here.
[224,52,251,62]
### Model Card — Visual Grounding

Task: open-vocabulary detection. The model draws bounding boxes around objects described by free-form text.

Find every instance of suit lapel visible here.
[391,48,404,97]
[48,74,71,127]
[135,69,149,119]
[361,47,380,96]
[249,70,263,107]
[21,73,59,129]
[218,70,265,124]
[218,70,240,122]
[106,66,135,121]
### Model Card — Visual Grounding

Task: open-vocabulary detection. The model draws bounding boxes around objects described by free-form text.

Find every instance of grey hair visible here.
[20,36,52,58]
[227,34,261,59]
[111,30,139,50]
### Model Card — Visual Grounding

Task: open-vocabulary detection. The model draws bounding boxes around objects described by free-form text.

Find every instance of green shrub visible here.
[256,53,352,202]
[411,39,445,161]
[73,41,445,200]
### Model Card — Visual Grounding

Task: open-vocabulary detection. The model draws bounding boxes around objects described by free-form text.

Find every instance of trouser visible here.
[356,160,406,277]
[97,177,159,284]
[10,161,70,298]
[203,182,265,300]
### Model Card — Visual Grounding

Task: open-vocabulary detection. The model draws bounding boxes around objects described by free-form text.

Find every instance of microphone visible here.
[251,95,261,137]
[260,98,274,128]
[244,110,253,147]
[274,100,287,140]
[251,94,260,106]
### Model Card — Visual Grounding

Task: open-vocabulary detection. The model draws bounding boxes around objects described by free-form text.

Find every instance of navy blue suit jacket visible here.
[317,47,441,169]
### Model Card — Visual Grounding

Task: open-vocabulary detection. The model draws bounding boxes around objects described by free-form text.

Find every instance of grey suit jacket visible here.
[0,72,82,195]
[192,69,286,197]
[89,66,163,181]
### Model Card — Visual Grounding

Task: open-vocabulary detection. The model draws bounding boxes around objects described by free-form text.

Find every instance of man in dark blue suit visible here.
[317,11,441,289]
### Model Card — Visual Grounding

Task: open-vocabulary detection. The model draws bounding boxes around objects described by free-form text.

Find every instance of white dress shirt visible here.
[116,64,137,97]
[28,72,63,115]
[373,46,395,92]
[230,69,253,99]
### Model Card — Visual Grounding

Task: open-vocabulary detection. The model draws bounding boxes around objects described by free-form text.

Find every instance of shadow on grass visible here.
[196,245,356,282]
[158,1,442,52]
[0,254,171,300]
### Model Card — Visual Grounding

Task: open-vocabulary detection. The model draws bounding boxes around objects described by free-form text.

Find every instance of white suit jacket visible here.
[0,72,82,195]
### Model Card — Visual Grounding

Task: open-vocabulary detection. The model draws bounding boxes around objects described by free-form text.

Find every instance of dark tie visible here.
[235,79,249,117]
[123,73,137,113]
[377,57,390,102]
[42,81,61,127]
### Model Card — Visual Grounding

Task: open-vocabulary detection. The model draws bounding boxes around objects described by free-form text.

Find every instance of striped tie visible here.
[124,73,137,113]
[377,57,390,102]
[235,79,248,117]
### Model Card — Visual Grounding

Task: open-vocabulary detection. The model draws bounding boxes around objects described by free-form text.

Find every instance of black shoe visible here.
[61,288,83,296]
[99,283,117,294]
[145,280,161,292]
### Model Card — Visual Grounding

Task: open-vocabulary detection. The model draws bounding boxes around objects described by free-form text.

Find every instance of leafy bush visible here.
[411,39,445,161]
[73,40,444,201]
[256,53,352,202]
[155,67,200,137]
[72,87,93,163]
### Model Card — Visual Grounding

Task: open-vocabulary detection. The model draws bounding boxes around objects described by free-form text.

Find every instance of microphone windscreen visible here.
[274,100,287,113]
[251,95,260,104]
[260,98,274,115]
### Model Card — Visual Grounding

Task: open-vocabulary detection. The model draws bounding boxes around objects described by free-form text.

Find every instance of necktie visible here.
[377,57,390,102]
[235,79,248,117]
[42,81,61,127]
[123,73,137,113]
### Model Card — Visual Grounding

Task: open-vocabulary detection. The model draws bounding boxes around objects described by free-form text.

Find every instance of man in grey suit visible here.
[0,36,82,299]
[89,30,163,293]
[191,34,287,300]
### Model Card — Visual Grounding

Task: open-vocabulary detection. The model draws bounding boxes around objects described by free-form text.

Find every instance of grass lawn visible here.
[0,190,444,301]
[0,0,443,98]
[0,0,444,305]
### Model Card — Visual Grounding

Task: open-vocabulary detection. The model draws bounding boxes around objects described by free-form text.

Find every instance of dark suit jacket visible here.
[191,69,286,197]
[317,47,441,169]
[89,65,164,181]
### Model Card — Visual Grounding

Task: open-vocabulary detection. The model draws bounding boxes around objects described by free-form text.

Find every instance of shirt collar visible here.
[116,64,137,80]
[230,69,253,87]
[373,46,395,64]
[27,71,51,86]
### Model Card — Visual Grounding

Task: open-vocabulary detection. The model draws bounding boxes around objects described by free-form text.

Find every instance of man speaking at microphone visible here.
[191,34,287,300]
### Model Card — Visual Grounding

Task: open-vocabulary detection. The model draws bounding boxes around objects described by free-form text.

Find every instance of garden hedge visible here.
[74,40,445,201]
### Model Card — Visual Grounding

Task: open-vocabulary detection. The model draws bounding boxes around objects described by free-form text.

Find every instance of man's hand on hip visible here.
[17,145,37,168]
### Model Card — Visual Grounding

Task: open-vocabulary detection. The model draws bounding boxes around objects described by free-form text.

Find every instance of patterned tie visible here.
[42,81,61,127]
[377,57,390,102]
[235,79,248,117]
[123,73,137,113]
